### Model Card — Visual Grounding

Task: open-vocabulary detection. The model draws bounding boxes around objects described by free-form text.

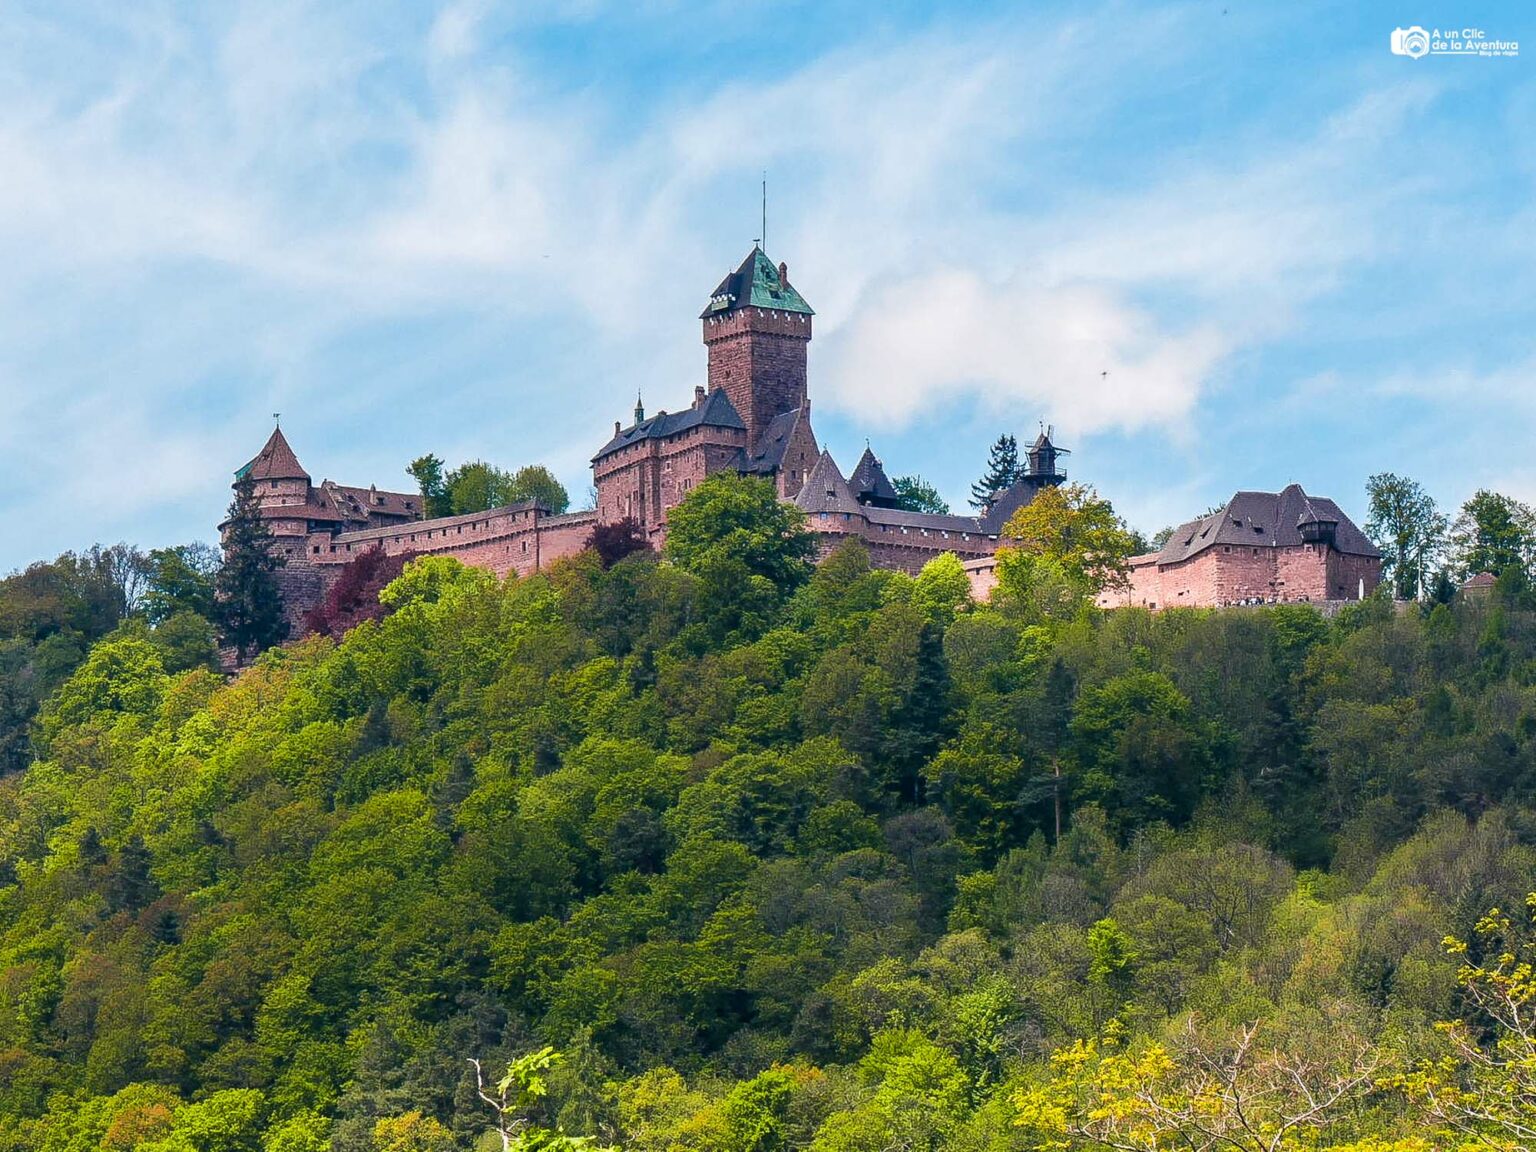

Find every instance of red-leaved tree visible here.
[303,546,416,638]
[586,518,652,569]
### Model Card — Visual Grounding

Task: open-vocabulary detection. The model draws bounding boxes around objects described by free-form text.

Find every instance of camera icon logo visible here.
[1391,26,1432,58]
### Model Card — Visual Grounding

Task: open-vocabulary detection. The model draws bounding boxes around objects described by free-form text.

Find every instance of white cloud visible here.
[824,270,1227,433]
[0,3,1520,567]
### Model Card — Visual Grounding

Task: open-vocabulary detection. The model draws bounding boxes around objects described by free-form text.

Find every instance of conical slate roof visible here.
[794,450,862,514]
[701,247,814,318]
[236,426,309,482]
[849,446,898,507]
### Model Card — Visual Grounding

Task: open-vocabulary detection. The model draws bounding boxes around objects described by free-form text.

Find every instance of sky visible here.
[1,0,1533,570]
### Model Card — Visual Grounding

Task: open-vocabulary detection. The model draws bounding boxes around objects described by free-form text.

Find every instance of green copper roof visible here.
[700,247,814,318]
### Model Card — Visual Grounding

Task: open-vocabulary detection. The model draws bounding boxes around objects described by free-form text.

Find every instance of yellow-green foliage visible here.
[5,543,1536,1149]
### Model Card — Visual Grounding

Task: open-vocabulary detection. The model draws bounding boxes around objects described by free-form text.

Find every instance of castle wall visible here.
[303,505,598,581]
[806,519,996,575]
[1096,545,1381,610]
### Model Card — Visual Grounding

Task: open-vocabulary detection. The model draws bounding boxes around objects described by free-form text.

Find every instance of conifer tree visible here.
[215,475,288,660]
[970,434,1020,510]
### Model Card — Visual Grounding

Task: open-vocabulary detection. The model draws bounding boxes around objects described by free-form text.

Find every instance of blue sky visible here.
[1,0,1533,570]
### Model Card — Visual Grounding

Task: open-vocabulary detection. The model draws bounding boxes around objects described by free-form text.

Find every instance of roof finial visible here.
[762,171,767,254]
[273,412,281,427]
[634,392,645,424]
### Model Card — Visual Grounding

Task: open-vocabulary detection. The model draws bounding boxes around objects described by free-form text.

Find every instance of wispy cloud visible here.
[0,2,1527,567]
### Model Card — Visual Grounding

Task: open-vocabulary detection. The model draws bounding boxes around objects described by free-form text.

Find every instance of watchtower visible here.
[700,247,814,453]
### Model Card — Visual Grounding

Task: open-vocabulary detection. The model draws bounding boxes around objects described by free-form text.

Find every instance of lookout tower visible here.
[701,247,814,454]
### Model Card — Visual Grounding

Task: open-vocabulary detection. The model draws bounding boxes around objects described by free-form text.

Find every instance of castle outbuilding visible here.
[1100,484,1382,609]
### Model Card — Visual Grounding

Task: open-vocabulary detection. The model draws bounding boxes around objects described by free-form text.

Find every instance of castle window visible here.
[270,481,278,488]
[1223,545,1230,553]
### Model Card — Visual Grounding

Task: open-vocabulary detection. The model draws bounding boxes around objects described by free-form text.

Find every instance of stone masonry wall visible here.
[703,308,810,450]
[1098,544,1381,610]
[593,426,748,534]
[775,414,820,499]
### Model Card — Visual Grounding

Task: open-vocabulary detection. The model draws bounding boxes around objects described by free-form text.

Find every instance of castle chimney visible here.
[614,420,621,436]
[694,385,706,408]
[778,261,789,285]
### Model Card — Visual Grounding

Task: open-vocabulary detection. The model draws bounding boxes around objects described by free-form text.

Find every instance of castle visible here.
[229,245,1379,620]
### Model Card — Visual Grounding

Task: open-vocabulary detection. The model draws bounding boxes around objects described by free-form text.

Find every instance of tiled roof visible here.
[236,427,309,482]
[592,388,746,461]
[700,247,814,318]
[793,450,863,515]
[849,447,899,506]
[742,407,808,475]
[864,506,988,534]
[1157,484,1381,565]
[794,450,991,536]
[325,482,420,521]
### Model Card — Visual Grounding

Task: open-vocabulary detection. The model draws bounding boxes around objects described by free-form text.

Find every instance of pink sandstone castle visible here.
[228,245,1380,619]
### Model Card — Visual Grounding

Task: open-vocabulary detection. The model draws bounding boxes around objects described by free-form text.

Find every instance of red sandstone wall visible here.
[704,308,811,449]
[593,426,748,534]
[776,416,819,499]
[807,520,994,575]
[1109,544,1381,611]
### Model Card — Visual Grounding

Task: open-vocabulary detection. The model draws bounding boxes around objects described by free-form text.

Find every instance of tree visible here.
[586,519,652,569]
[407,454,453,518]
[214,475,288,661]
[471,1047,612,1152]
[970,435,1020,510]
[447,461,515,515]
[1365,473,1447,600]
[1450,490,1536,580]
[665,474,816,640]
[1392,894,1536,1149]
[893,476,950,515]
[509,465,571,515]
[141,543,220,624]
[1001,483,1139,594]
[1015,1016,1382,1152]
[301,545,415,638]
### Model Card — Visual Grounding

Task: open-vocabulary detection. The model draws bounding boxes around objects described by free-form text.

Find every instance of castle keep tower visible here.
[701,247,814,453]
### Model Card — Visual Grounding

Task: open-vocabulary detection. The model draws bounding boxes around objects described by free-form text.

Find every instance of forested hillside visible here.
[6,477,1536,1150]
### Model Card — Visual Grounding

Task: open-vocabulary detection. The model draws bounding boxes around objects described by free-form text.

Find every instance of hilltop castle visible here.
[229,244,1380,622]
[231,246,1068,624]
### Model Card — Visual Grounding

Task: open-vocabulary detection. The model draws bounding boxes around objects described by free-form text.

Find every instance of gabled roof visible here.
[592,387,747,461]
[1157,484,1381,565]
[236,426,309,482]
[322,481,421,522]
[793,450,863,515]
[700,247,814,318]
[849,446,899,506]
[742,406,811,476]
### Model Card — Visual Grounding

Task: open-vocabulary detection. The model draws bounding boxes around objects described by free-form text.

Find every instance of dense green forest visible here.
[8,475,1536,1150]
